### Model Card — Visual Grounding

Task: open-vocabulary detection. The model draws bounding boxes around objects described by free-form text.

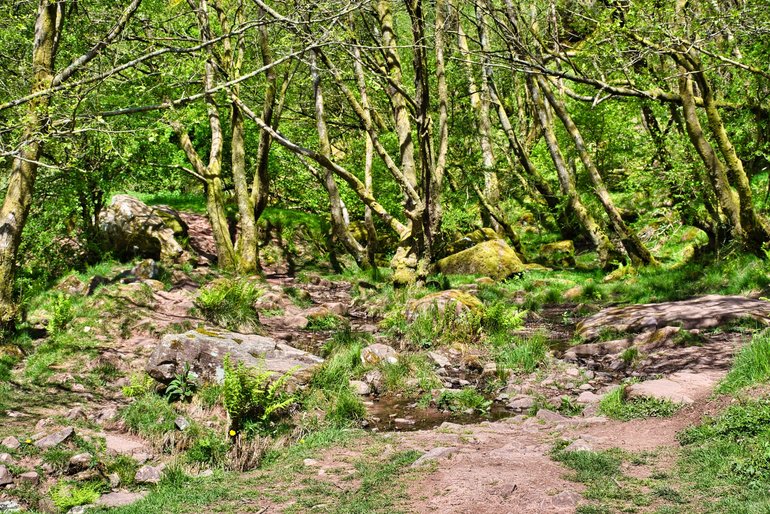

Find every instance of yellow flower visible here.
[229,430,236,437]
[25,439,31,444]
[299,439,305,445]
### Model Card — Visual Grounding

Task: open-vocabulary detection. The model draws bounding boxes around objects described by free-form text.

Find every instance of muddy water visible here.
[365,396,514,432]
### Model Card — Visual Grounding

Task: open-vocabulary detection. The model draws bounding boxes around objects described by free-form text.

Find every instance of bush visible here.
[194,278,263,331]
[482,302,527,334]
[222,356,296,433]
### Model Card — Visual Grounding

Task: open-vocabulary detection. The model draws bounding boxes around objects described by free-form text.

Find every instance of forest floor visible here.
[2,218,770,513]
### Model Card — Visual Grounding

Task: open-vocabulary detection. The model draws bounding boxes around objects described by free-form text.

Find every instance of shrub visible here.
[48,293,74,334]
[306,314,346,331]
[222,356,296,433]
[482,302,527,334]
[194,278,263,331]
[165,362,198,402]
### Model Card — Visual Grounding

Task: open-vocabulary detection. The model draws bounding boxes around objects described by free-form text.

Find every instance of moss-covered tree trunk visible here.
[0,0,61,330]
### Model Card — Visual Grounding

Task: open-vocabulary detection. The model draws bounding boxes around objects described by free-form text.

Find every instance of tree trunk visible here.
[0,0,61,330]
[536,75,655,266]
[528,76,619,268]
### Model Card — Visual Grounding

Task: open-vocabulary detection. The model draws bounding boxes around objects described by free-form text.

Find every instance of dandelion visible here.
[229,430,236,437]
[25,439,31,444]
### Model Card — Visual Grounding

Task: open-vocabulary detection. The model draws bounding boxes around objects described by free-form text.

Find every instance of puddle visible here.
[365,395,515,432]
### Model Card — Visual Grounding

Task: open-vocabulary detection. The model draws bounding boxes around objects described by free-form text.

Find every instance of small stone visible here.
[68,506,87,514]
[70,383,87,393]
[135,465,163,484]
[576,391,602,404]
[564,438,593,452]
[0,454,13,465]
[303,459,319,467]
[35,427,74,449]
[550,490,582,508]
[411,447,458,467]
[196,469,214,478]
[0,500,21,512]
[68,453,92,474]
[174,416,190,431]
[427,351,451,368]
[458,379,471,387]
[95,492,148,508]
[349,380,370,395]
[583,370,595,379]
[34,418,52,432]
[108,472,121,489]
[41,463,54,474]
[565,367,580,377]
[133,452,152,465]
[0,466,12,486]
[482,362,498,377]
[361,343,398,365]
[535,409,569,423]
[65,406,86,421]
[579,383,594,391]
[93,407,118,425]
[495,393,510,402]
[507,395,535,411]
[0,437,19,450]
[18,471,39,486]
[394,418,415,426]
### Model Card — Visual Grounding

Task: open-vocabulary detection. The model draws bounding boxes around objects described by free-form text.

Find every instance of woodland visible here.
[0,0,769,513]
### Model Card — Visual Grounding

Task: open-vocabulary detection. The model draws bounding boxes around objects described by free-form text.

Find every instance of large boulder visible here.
[538,240,576,268]
[437,239,525,279]
[99,195,186,262]
[146,328,323,385]
[405,290,483,321]
[443,228,498,256]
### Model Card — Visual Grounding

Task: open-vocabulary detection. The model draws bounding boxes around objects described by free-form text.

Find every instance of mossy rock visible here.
[391,246,418,287]
[538,240,576,268]
[444,228,499,256]
[152,206,189,238]
[405,289,484,320]
[437,239,525,279]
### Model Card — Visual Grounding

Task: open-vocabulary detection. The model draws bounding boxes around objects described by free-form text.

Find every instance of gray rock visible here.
[279,314,309,330]
[174,416,190,431]
[35,427,74,449]
[550,490,582,508]
[364,370,384,393]
[576,391,602,404]
[360,343,398,366]
[67,453,92,474]
[0,437,19,450]
[131,258,159,280]
[564,438,593,452]
[135,465,163,484]
[0,466,12,486]
[68,506,87,514]
[95,492,148,508]
[64,406,86,421]
[99,195,187,262]
[411,447,458,467]
[146,328,323,385]
[0,454,12,465]
[0,500,20,512]
[535,409,570,423]
[18,471,38,486]
[349,380,370,395]
[93,406,118,425]
[108,472,121,489]
[427,351,451,369]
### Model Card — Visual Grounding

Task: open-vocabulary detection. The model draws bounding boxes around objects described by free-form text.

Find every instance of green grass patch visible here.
[194,277,263,332]
[436,388,491,413]
[598,384,680,420]
[492,333,549,374]
[718,329,770,393]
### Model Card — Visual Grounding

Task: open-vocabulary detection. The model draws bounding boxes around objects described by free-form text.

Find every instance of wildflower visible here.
[229,430,236,437]
[25,439,32,444]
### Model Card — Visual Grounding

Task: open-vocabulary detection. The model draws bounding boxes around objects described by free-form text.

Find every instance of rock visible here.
[475,276,496,286]
[152,205,189,237]
[35,427,74,449]
[93,407,118,425]
[360,343,398,366]
[391,246,419,287]
[564,438,593,452]
[427,351,451,369]
[0,466,12,486]
[96,491,148,508]
[568,339,633,359]
[144,279,165,292]
[563,285,583,300]
[64,406,86,421]
[535,409,569,423]
[437,239,525,279]
[0,500,20,512]
[576,391,602,404]
[411,447,458,467]
[0,454,12,465]
[577,295,770,340]
[363,370,384,393]
[34,418,52,432]
[1,437,19,450]
[579,383,593,391]
[394,418,415,426]
[444,228,499,255]
[67,453,92,474]
[17,471,38,486]
[280,315,309,330]
[99,194,186,262]
[108,472,121,489]
[323,302,348,316]
[303,459,319,467]
[405,290,483,321]
[105,434,148,457]
[131,259,159,280]
[482,362,498,377]
[625,372,711,405]
[507,395,535,411]
[538,240,576,268]
[549,490,582,508]
[69,506,87,514]
[174,416,190,431]
[349,380,370,395]
[146,328,323,385]
[135,465,163,484]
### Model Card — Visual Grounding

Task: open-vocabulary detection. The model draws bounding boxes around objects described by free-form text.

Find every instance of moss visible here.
[437,239,525,279]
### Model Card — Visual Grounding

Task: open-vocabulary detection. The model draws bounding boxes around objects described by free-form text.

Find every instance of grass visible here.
[436,388,492,413]
[121,392,178,437]
[717,329,770,393]
[492,333,549,374]
[598,384,680,420]
[194,277,263,332]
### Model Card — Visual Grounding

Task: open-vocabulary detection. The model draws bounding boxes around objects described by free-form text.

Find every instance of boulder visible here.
[146,328,323,385]
[35,427,74,449]
[437,239,525,279]
[405,290,483,321]
[443,228,499,256]
[152,205,189,238]
[67,453,92,474]
[99,194,186,262]
[0,465,12,486]
[577,295,770,340]
[1,437,19,450]
[131,259,159,280]
[18,471,38,486]
[538,240,576,268]
[360,344,398,366]
[96,492,148,509]
[391,246,419,287]
[135,465,163,484]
